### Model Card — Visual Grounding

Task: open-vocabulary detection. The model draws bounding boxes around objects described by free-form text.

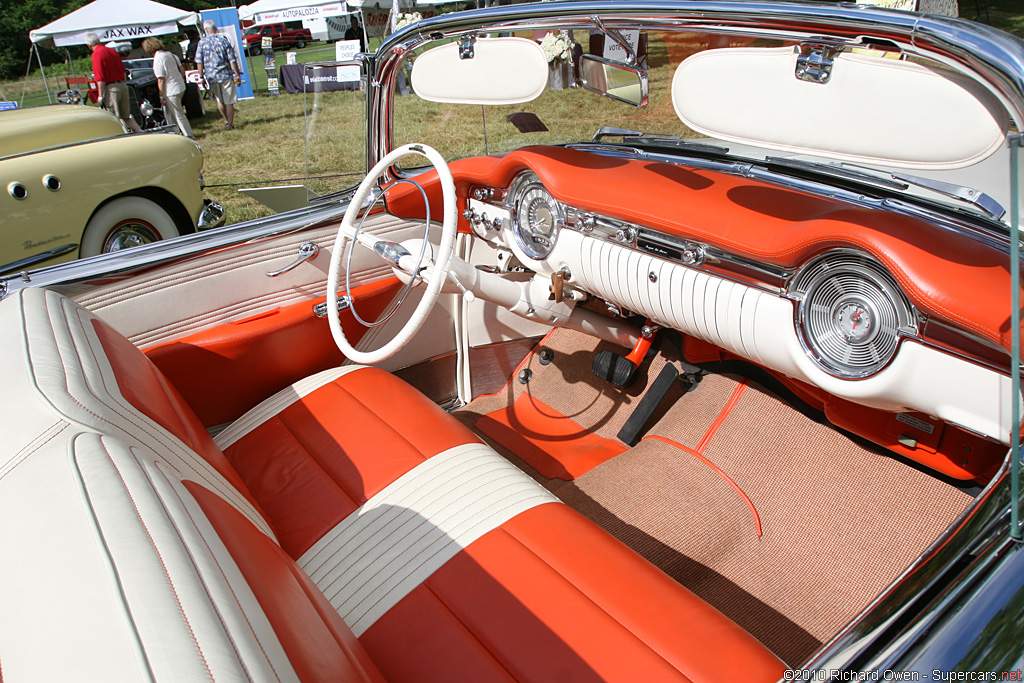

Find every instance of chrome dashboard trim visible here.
[559,203,792,292]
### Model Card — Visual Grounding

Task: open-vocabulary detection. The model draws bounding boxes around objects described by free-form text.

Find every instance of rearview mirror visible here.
[579,55,648,107]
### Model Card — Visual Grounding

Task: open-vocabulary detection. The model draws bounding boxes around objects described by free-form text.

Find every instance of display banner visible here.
[200,7,254,100]
[53,21,180,47]
[253,3,346,26]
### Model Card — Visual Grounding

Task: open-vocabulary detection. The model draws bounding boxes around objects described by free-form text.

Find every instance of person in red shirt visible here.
[85,33,141,132]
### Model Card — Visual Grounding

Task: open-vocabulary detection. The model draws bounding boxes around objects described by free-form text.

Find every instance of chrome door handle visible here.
[266,241,319,277]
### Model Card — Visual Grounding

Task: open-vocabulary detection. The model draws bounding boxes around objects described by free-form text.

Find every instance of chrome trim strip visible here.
[1,187,368,298]
[0,243,79,277]
[559,200,791,293]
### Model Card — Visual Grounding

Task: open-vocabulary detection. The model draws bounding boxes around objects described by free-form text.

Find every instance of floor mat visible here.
[474,392,629,479]
[455,328,974,666]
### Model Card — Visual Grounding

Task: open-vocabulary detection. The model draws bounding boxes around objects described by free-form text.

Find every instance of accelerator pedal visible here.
[617,363,680,446]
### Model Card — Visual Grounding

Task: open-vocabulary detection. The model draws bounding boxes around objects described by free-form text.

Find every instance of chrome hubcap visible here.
[102,221,160,252]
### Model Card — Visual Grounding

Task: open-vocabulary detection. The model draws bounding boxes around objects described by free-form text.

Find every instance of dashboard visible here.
[387,146,1015,479]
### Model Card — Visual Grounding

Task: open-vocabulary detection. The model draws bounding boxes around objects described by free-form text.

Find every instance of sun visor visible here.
[411,37,548,106]
[671,46,1009,170]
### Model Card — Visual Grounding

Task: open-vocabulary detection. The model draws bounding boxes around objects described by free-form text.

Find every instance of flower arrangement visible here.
[396,12,423,30]
[540,31,571,63]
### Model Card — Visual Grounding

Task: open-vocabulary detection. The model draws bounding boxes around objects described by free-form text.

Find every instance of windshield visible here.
[392,27,1013,221]
[395,31,713,159]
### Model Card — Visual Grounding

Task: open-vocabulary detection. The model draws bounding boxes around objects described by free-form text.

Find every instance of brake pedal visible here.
[592,350,638,387]
[592,330,654,388]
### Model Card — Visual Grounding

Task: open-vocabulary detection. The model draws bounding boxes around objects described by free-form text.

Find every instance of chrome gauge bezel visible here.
[790,250,917,379]
[508,172,561,260]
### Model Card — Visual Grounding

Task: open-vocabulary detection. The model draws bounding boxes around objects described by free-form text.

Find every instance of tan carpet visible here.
[455,328,973,667]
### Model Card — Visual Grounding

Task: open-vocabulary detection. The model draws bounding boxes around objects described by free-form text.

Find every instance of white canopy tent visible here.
[31,0,199,47]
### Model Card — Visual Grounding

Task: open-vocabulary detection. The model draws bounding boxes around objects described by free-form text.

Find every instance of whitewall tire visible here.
[80,196,181,257]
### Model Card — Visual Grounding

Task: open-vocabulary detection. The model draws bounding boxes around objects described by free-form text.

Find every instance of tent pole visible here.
[35,44,53,104]
[20,48,34,107]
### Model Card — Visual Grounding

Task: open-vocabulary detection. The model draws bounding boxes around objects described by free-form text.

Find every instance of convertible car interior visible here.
[2,2,1023,681]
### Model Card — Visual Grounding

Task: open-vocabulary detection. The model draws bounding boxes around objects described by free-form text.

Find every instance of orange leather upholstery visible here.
[364,503,785,682]
[387,147,1018,351]
[222,366,483,558]
[3,288,786,683]
[186,481,387,683]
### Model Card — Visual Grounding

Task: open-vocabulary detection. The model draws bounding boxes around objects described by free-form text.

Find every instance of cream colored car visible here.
[0,104,223,274]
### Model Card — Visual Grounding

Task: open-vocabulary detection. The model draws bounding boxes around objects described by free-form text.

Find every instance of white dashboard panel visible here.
[549,230,1013,443]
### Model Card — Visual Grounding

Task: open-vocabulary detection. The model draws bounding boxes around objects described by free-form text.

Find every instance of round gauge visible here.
[833,297,877,344]
[792,251,916,379]
[510,176,561,260]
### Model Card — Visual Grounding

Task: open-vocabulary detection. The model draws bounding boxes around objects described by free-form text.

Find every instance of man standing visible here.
[143,37,194,140]
[85,33,141,132]
[195,19,242,130]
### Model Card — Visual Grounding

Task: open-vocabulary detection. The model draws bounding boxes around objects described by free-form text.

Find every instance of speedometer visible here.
[510,175,561,260]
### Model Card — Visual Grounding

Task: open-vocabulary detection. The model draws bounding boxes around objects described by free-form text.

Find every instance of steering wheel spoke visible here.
[326,143,457,364]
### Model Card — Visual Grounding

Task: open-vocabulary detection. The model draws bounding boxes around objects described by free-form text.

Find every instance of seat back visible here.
[0,287,271,537]
[0,431,383,682]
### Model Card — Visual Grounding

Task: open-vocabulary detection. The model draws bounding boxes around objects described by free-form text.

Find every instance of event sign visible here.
[252,3,346,26]
[334,40,361,82]
[53,22,180,47]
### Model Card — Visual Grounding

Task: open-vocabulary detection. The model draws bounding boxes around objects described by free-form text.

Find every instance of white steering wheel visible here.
[327,143,457,364]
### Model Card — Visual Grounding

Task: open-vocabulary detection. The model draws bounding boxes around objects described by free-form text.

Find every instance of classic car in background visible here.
[119,59,206,129]
[0,104,223,274]
[1,2,1023,681]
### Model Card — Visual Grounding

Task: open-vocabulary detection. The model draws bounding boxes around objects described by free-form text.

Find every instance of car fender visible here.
[0,132,204,268]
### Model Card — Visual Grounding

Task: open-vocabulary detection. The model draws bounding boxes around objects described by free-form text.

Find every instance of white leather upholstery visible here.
[298,443,559,636]
[672,46,1009,170]
[1,287,273,537]
[0,433,298,682]
[64,214,434,349]
[215,365,365,450]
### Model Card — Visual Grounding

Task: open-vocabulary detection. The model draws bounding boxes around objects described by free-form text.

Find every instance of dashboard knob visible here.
[615,226,637,243]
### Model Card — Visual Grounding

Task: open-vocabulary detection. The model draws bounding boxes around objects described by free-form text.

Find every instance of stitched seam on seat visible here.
[274,412,363,514]
[164,472,280,683]
[499,526,696,683]
[96,439,215,682]
[341,494,555,627]
[420,581,519,683]
[0,421,69,482]
[216,367,362,451]
[304,452,500,577]
[320,467,530,595]
[65,302,271,537]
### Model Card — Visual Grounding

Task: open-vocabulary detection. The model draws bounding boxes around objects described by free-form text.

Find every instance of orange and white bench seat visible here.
[0,287,786,683]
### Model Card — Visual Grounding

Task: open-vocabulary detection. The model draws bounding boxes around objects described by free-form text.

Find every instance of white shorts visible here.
[207,78,238,105]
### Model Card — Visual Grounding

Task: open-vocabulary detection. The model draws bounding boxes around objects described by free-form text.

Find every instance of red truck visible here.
[242,23,313,56]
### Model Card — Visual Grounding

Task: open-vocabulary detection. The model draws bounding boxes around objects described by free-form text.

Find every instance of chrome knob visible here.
[615,226,637,243]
